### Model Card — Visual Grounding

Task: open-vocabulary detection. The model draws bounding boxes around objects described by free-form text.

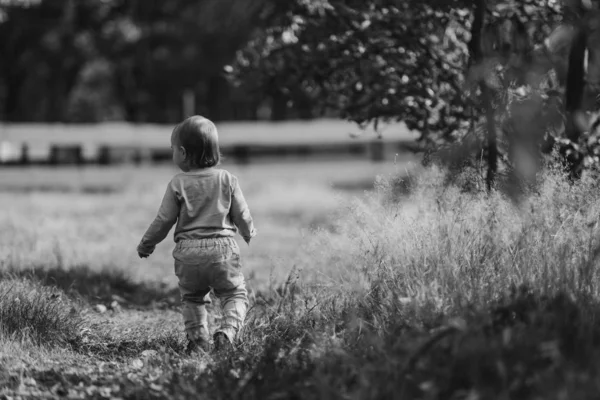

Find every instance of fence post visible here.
[49,145,83,165]
[49,145,58,165]
[370,139,385,162]
[233,145,250,165]
[133,148,152,165]
[20,143,29,165]
[97,146,110,165]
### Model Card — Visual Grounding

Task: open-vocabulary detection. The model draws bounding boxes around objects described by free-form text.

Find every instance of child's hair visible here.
[173,115,221,168]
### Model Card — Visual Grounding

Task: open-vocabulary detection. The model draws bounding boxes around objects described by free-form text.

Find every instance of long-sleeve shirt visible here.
[137,168,256,255]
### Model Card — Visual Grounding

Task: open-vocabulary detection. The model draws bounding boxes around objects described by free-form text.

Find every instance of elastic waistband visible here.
[176,237,238,248]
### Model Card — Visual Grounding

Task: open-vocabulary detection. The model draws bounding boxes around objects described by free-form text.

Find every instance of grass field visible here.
[0,159,417,287]
[3,153,600,399]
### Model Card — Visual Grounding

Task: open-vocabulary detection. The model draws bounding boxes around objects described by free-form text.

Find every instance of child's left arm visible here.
[137,181,179,257]
[229,176,256,245]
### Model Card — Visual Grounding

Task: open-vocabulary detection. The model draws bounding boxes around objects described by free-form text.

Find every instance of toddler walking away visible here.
[137,115,256,355]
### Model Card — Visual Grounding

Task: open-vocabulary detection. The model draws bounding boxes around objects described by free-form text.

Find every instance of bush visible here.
[0,278,82,347]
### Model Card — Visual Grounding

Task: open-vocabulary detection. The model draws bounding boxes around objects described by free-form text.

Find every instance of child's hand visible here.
[138,251,150,259]
[244,229,256,245]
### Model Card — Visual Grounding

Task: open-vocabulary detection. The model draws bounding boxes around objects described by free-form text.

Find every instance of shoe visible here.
[213,332,233,354]
[185,337,210,355]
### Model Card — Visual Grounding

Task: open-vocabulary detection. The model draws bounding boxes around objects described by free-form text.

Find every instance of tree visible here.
[232,0,473,132]
[232,0,600,185]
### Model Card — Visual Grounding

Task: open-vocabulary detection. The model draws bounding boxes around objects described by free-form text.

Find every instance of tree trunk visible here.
[561,24,589,179]
[469,0,497,191]
[114,67,139,122]
[271,90,288,121]
[4,72,24,122]
[207,75,230,122]
[482,85,498,191]
[47,68,67,122]
[293,88,313,120]
[565,27,587,142]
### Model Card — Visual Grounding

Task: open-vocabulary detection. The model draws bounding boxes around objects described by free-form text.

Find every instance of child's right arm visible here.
[230,176,256,244]
[137,181,180,256]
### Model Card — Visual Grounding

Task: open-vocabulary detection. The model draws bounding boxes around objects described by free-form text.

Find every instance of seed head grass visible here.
[295,165,600,317]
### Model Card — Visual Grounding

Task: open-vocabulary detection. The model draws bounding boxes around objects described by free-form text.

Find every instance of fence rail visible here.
[0,140,421,166]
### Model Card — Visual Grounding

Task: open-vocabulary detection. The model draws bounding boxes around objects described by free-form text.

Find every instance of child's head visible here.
[171,116,221,171]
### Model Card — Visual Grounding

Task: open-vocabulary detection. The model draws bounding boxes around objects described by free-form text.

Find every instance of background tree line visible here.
[0,0,304,123]
[2,0,600,185]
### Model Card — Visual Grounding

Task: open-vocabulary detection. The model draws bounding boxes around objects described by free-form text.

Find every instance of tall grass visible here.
[0,278,82,346]
[293,164,600,318]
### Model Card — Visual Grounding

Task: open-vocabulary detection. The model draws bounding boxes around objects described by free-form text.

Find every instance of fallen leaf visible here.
[94,304,108,313]
[111,294,127,302]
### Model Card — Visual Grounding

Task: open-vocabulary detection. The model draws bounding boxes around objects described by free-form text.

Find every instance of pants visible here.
[172,237,248,343]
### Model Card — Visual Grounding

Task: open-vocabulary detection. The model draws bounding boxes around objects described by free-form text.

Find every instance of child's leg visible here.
[178,283,211,343]
[174,248,213,346]
[210,239,249,343]
[213,281,248,343]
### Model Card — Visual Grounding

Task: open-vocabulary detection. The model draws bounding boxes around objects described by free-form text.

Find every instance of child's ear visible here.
[180,146,187,159]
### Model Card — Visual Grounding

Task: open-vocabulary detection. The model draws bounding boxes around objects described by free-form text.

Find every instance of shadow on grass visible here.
[0,265,180,309]
[75,335,185,360]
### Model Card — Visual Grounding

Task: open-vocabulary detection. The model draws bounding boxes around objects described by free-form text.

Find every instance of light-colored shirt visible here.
[137,168,256,255]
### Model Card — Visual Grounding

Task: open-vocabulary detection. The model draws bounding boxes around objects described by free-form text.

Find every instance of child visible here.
[137,115,256,355]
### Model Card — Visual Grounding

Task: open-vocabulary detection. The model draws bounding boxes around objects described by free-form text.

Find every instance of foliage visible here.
[232,1,551,135]
[233,0,600,181]
[474,0,600,181]
[232,0,471,136]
